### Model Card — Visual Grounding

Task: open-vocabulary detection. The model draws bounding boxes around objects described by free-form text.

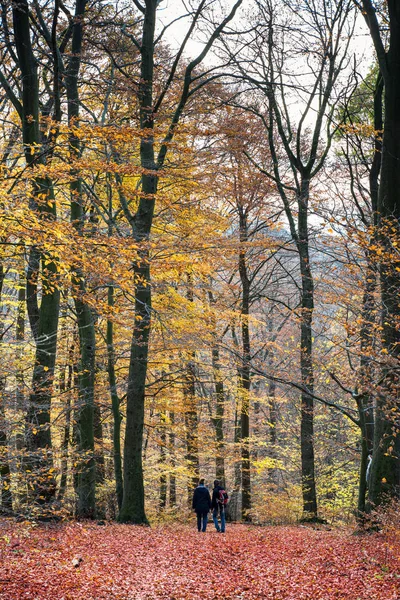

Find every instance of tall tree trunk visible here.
[159,415,167,510]
[15,272,25,451]
[238,208,251,520]
[65,0,96,519]
[12,0,60,509]
[208,289,225,483]
[184,353,199,503]
[0,265,12,513]
[169,411,177,507]
[107,285,123,510]
[118,0,157,524]
[94,402,105,485]
[297,177,318,519]
[73,297,96,518]
[118,0,243,523]
[0,390,12,514]
[360,0,400,506]
[356,71,381,515]
[58,345,74,502]
[184,276,199,502]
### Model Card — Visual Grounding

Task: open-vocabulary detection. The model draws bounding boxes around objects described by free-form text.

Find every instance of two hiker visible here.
[192,479,228,532]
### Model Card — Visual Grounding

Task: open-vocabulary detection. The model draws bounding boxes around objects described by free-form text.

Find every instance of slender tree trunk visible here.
[24,243,59,507]
[228,390,242,522]
[58,346,73,502]
[297,177,318,519]
[238,208,251,520]
[118,1,157,524]
[184,277,199,502]
[118,257,152,523]
[356,260,377,514]
[169,411,177,507]
[184,353,199,502]
[12,0,60,509]
[65,0,96,518]
[0,265,12,513]
[94,402,105,485]
[208,289,225,482]
[15,273,25,451]
[360,0,400,508]
[356,71,381,515]
[0,391,12,514]
[159,415,167,510]
[118,0,242,523]
[267,376,278,485]
[212,344,226,482]
[107,285,123,510]
[73,298,96,518]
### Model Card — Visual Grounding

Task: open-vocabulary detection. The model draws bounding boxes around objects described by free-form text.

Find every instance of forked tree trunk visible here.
[118,0,243,523]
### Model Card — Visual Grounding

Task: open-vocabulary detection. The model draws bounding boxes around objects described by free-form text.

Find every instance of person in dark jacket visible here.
[192,478,212,532]
[212,479,227,533]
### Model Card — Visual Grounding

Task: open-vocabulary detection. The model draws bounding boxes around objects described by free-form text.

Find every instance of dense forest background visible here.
[0,0,398,526]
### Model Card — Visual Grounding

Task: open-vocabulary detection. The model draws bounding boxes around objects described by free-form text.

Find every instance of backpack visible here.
[217,488,229,506]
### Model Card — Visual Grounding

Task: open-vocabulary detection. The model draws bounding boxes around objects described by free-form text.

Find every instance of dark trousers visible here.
[213,505,226,532]
[196,510,208,532]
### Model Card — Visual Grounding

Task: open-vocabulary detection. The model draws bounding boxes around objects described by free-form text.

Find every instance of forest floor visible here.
[0,519,399,600]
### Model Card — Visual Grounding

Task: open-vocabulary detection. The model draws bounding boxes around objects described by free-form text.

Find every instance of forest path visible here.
[0,521,398,599]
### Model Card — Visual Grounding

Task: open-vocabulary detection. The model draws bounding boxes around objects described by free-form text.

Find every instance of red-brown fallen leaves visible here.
[0,521,398,600]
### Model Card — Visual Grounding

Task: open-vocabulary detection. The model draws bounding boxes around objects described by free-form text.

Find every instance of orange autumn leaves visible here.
[0,521,399,599]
